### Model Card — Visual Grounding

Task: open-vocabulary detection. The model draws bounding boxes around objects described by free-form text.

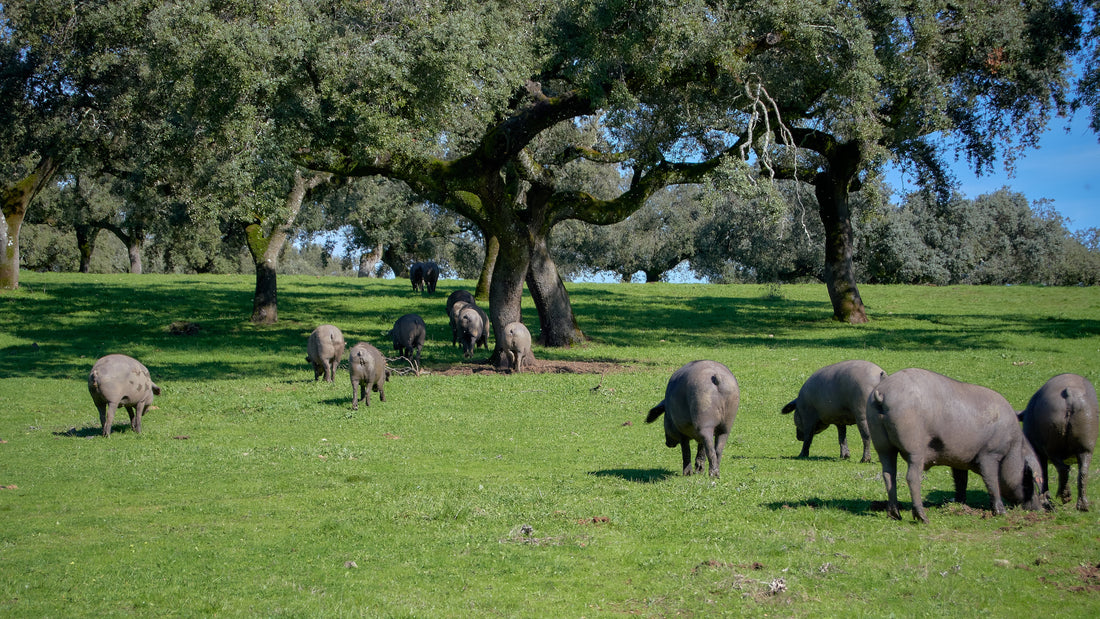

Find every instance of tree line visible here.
[4,1,1099,364]
[26,178,1097,287]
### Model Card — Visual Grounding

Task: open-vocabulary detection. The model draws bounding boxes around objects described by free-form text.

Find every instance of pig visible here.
[448,299,472,346]
[422,261,439,293]
[446,289,476,317]
[502,321,532,373]
[1019,374,1098,511]
[409,262,425,292]
[306,324,346,382]
[781,360,885,462]
[645,360,740,477]
[87,354,161,436]
[349,342,389,410]
[391,313,427,370]
[457,306,485,359]
[867,368,1043,523]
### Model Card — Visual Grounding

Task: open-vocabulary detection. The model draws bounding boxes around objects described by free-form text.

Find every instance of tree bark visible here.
[1,157,59,289]
[247,169,329,324]
[487,232,533,368]
[476,234,499,302]
[358,245,383,277]
[75,223,98,273]
[127,232,144,274]
[814,168,868,324]
[526,235,585,346]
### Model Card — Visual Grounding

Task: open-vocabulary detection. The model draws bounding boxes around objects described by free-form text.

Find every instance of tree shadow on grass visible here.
[588,468,678,483]
[763,496,881,516]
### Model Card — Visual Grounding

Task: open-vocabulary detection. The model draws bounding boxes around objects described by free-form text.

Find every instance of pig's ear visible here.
[781,400,796,415]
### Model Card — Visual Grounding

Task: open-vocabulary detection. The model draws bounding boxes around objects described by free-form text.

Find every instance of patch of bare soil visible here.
[428,359,632,376]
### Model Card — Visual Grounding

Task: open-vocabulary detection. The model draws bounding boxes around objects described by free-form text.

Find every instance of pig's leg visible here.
[952,468,968,505]
[102,401,119,437]
[1052,456,1072,504]
[905,456,928,523]
[837,425,850,459]
[1077,452,1091,511]
[856,419,873,463]
[977,456,1006,516]
[680,441,693,476]
[879,446,902,520]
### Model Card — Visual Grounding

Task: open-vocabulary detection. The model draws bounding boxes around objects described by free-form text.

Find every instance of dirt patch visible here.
[427,359,633,376]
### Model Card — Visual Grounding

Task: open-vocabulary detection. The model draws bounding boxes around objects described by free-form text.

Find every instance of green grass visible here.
[1,272,1098,617]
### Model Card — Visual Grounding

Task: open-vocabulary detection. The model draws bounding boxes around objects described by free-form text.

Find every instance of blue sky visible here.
[886,114,1100,234]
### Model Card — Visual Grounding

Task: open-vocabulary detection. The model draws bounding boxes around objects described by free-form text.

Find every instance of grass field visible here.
[1,272,1098,617]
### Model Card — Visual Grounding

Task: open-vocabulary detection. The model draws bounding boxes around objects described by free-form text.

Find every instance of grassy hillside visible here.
[1,272,1098,616]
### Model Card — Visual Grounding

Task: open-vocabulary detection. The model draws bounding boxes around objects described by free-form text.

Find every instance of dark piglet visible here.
[781,360,885,462]
[868,368,1043,523]
[391,313,426,371]
[1020,373,1098,511]
[88,354,161,436]
[646,360,740,477]
[349,342,389,410]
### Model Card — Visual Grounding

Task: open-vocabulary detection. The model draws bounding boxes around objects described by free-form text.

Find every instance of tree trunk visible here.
[815,169,868,324]
[487,233,532,369]
[75,223,98,273]
[127,233,143,274]
[246,169,328,324]
[358,245,383,277]
[383,246,409,278]
[1,157,59,289]
[526,235,585,346]
[476,234,499,302]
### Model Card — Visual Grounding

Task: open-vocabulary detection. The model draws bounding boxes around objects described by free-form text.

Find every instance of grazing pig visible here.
[867,368,1043,523]
[448,299,472,346]
[446,289,476,316]
[391,313,427,370]
[88,354,161,436]
[306,324,346,382]
[502,321,532,373]
[422,261,439,293]
[349,342,389,410]
[1019,374,1098,511]
[645,360,740,477]
[457,306,486,359]
[781,360,885,462]
[409,262,425,292]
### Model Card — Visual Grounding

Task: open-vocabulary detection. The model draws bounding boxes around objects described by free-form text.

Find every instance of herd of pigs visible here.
[84,283,1096,524]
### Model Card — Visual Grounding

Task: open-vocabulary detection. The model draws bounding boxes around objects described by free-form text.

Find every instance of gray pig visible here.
[457,306,485,359]
[391,313,426,370]
[306,324,346,382]
[349,342,389,410]
[781,360,885,462]
[645,360,740,477]
[88,354,161,436]
[449,299,472,346]
[867,368,1043,523]
[502,321,532,373]
[1019,373,1098,511]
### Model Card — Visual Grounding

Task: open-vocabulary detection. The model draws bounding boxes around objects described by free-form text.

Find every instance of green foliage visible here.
[1,273,1099,616]
[858,188,1100,285]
